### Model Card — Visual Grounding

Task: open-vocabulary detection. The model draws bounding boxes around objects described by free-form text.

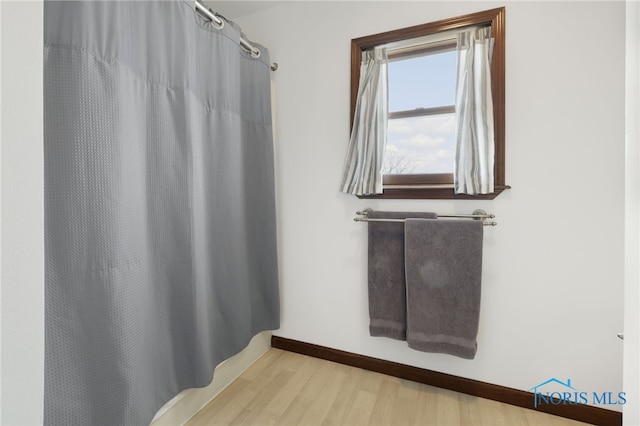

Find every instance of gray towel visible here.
[404,219,483,359]
[367,210,437,340]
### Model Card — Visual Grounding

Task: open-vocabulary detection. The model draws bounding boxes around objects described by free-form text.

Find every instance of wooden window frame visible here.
[350,7,509,200]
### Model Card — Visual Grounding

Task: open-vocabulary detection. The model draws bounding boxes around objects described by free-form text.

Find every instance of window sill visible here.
[356,184,511,200]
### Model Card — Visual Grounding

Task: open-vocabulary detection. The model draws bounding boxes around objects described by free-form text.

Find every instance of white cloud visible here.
[407,134,446,148]
[387,120,414,134]
[436,149,453,158]
[384,113,456,174]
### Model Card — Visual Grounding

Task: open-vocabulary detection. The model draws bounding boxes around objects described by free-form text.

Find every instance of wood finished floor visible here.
[186,348,590,426]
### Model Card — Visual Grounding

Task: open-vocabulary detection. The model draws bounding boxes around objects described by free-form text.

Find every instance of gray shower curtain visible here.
[43,1,279,425]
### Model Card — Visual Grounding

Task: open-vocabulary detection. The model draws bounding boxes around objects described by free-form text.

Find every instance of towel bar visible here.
[354,209,497,226]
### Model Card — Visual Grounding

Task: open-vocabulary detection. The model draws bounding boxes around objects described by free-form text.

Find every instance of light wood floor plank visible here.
[295,358,348,425]
[321,364,364,425]
[368,379,398,426]
[392,379,427,425]
[412,383,439,425]
[186,349,592,426]
[436,387,463,425]
[342,389,377,426]
[457,392,485,426]
[230,369,294,425]
[265,356,317,417]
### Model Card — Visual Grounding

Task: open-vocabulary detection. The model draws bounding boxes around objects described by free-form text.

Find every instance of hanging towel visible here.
[367,210,437,340]
[404,218,483,359]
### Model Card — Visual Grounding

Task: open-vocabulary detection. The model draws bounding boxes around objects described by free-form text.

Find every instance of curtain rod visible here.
[194,0,278,71]
[354,209,497,226]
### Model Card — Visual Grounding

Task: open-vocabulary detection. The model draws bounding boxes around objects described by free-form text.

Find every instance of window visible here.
[350,8,508,199]
[385,38,457,181]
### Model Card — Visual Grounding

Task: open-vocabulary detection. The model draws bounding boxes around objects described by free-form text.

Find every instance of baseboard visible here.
[271,336,622,426]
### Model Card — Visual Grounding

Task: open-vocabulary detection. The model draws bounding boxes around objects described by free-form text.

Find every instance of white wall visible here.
[235,0,627,406]
[0,1,45,425]
[624,0,640,423]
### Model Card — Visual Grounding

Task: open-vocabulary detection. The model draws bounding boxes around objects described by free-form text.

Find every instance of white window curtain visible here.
[340,47,388,196]
[454,27,495,195]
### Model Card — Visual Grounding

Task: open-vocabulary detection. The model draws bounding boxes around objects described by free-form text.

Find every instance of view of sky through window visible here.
[385,50,457,175]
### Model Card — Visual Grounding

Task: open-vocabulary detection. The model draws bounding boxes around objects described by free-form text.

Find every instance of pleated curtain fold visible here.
[340,47,389,196]
[454,27,495,195]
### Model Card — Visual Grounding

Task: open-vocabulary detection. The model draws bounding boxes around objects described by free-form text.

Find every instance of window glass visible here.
[388,51,457,112]
[384,113,456,174]
[386,47,457,175]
